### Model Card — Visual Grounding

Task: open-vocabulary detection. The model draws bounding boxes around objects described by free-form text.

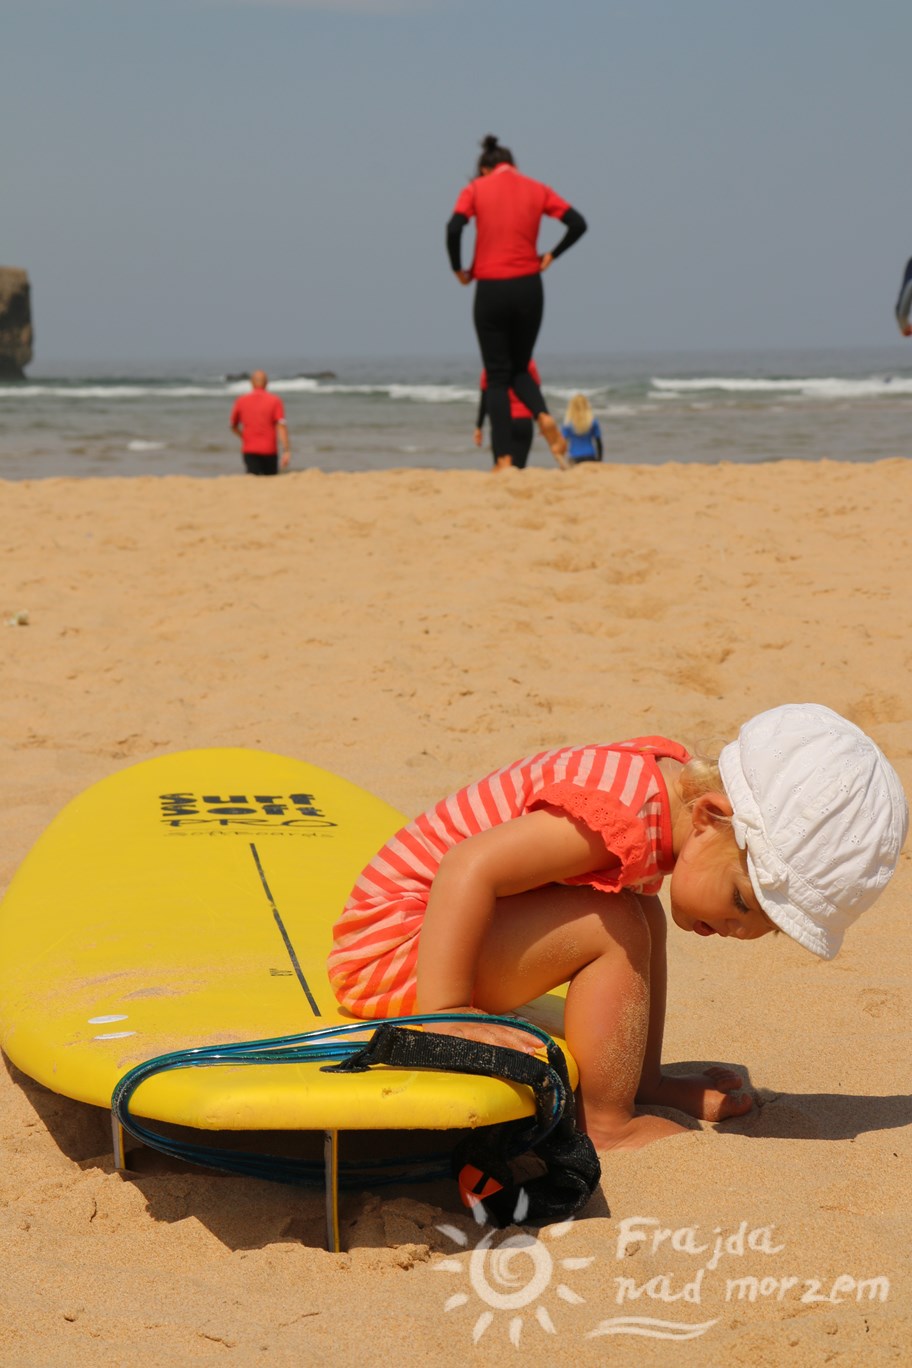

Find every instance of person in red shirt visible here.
[474,359,568,470]
[229,370,290,476]
[447,134,587,469]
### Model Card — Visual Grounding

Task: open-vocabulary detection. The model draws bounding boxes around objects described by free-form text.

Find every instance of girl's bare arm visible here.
[416,809,610,1048]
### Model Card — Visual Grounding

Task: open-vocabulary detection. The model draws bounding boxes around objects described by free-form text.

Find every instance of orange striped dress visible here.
[327,737,690,1018]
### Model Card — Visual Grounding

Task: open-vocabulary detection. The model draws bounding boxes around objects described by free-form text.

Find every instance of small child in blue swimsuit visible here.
[561,393,603,464]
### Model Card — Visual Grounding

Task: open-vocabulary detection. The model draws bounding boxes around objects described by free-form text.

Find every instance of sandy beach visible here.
[0,460,909,1366]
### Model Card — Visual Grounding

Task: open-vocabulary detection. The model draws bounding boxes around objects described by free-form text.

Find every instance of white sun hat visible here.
[718,703,908,959]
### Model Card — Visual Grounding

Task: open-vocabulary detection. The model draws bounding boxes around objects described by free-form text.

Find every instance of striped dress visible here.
[327,737,690,1018]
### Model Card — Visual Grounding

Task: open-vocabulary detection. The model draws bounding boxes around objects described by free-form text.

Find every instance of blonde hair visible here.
[678,752,725,807]
[679,752,742,878]
[564,393,594,435]
[679,747,781,933]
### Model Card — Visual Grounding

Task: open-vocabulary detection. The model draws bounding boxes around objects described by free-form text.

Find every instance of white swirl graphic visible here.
[468,1232,554,1311]
[587,1315,718,1340]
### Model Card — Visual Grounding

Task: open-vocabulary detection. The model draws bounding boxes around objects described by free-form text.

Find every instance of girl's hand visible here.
[473,428,483,447]
[455,269,473,285]
[539,252,554,273]
[423,1007,541,1055]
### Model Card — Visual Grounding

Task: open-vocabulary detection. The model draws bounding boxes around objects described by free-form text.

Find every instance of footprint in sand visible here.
[858,987,903,1020]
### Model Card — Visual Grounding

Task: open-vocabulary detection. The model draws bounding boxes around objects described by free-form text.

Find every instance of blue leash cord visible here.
[110,1013,562,1189]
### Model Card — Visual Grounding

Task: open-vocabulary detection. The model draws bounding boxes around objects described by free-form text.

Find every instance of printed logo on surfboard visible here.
[158,790,337,833]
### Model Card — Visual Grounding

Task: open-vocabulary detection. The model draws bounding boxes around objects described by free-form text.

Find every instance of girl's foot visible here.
[587,1113,690,1152]
[639,1068,754,1123]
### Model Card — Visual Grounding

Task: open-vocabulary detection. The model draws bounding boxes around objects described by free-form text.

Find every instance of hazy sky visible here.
[4,0,912,363]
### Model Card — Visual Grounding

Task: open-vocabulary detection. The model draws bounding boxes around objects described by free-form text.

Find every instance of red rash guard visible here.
[230,390,285,455]
[452,164,571,280]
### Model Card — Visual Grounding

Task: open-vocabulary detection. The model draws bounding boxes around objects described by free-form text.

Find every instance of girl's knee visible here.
[617,895,652,967]
[584,889,651,968]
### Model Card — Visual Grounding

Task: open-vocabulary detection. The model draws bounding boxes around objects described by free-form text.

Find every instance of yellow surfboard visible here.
[0,750,572,1245]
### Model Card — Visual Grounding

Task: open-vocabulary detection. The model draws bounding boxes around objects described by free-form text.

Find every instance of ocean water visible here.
[1,347,912,479]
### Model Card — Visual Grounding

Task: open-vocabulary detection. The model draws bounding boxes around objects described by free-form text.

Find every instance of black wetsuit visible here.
[476,388,533,468]
[447,206,586,458]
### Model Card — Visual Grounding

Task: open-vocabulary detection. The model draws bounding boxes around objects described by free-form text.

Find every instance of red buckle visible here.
[458,1163,504,1208]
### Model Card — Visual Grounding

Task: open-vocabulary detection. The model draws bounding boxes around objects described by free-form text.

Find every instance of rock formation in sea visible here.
[225,370,337,383]
[0,268,33,380]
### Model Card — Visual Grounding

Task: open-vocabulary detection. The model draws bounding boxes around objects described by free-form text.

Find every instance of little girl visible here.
[561,393,603,464]
[328,704,907,1151]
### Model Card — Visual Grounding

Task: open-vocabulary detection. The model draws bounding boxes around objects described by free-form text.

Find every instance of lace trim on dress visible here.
[529,780,651,890]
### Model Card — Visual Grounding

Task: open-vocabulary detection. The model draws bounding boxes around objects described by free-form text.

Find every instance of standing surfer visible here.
[447,135,586,468]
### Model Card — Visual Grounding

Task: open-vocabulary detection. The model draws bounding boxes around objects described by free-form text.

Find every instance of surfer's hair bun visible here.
[477,134,514,173]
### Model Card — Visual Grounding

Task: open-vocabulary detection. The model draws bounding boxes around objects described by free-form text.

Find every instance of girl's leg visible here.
[472,884,687,1150]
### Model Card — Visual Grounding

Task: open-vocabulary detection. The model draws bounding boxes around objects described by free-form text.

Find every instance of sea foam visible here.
[651,375,912,399]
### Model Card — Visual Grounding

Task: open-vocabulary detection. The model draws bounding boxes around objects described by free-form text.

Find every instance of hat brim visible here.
[721,736,840,960]
[744,853,841,960]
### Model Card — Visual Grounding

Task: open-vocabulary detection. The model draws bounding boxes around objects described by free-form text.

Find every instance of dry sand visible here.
[0,460,910,1366]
